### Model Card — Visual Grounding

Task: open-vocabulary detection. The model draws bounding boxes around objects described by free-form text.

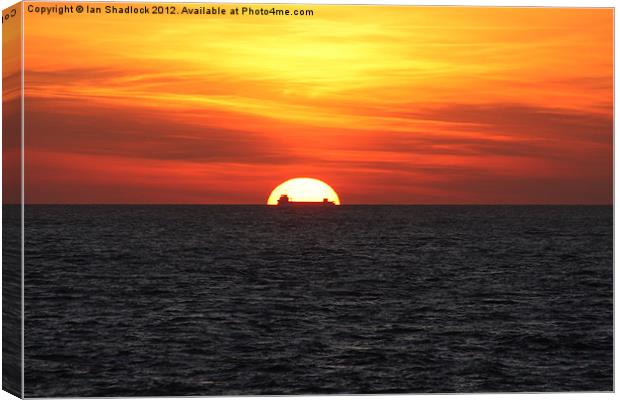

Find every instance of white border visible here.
[0,1,616,400]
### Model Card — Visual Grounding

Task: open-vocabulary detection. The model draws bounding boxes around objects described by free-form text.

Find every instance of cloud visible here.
[399,103,612,144]
[24,98,307,165]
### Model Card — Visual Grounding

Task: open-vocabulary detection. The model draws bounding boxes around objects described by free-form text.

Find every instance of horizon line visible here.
[6,203,614,206]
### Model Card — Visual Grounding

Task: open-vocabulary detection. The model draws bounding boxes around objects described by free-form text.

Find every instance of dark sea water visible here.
[24,205,612,396]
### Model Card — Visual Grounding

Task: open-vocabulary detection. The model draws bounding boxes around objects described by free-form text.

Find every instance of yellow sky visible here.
[13,4,614,203]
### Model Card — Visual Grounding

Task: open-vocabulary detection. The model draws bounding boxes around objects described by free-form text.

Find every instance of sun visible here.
[267,178,341,205]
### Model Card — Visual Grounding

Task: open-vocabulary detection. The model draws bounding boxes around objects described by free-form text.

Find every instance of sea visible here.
[23,205,613,396]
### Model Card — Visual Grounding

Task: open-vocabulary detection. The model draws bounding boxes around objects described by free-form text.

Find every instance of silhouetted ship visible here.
[277,194,336,206]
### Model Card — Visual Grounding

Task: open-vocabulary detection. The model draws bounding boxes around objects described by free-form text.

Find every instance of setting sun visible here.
[267,178,341,205]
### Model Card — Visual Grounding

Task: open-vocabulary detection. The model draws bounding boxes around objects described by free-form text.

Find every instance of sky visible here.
[3,3,21,204]
[14,4,613,204]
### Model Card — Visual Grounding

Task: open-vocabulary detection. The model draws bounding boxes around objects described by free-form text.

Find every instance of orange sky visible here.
[3,3,21,204]
[14,3,613,204]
